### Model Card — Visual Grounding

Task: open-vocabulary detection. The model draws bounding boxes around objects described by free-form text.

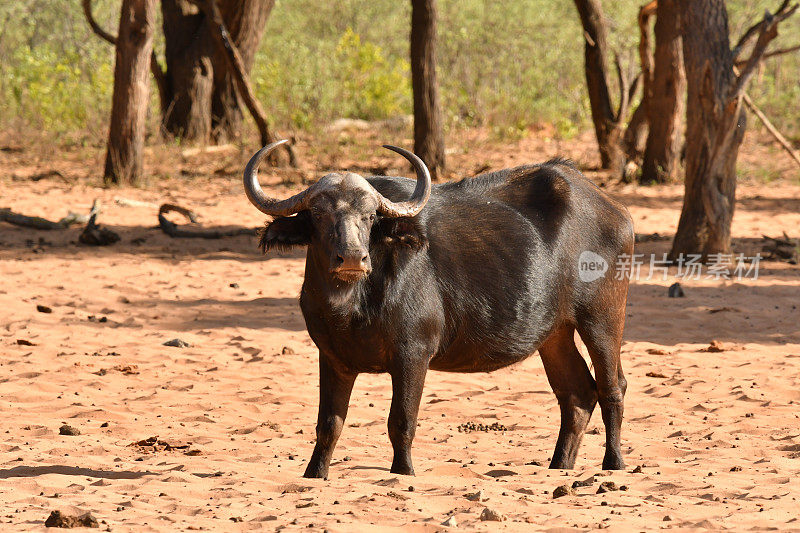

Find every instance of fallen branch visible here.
[762,231,794,246]
[78,200,120,246]
[158,203,258,239]
[762,232,798,262]
[194,0,297,167]
[0,206,91,230]
[733,64,800,170]
[742,92,800,169]
[115,197,159,209]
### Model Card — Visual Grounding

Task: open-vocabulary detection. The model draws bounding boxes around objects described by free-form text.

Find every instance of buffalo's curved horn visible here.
[243,140,308,216]
[377,145,432,218]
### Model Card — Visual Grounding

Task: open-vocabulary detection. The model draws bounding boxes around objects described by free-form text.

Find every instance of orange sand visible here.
[1,136,799,531]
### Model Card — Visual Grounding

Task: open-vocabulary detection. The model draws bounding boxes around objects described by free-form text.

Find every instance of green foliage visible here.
[0,0,798,141]
[334,28,410,120]
[252,26,410,129]
[2,45,114,135]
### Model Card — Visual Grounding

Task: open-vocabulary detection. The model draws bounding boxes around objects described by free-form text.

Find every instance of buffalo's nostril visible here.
[336,255,344,264]
[361,255,368,264]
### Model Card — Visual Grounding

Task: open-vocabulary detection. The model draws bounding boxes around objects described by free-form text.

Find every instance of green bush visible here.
[334,28,410,120]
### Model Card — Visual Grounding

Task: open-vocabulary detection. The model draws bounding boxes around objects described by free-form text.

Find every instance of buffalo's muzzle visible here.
[331,250,370,279]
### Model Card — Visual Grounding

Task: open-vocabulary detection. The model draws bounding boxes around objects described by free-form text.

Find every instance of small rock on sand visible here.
[163,338,191,348]
[596,481,619,494]
[441,515,458,527]
[59,424,80,436]
[701,340,727,353]
[44,510,98,528]
[668,283,684,298]
[553,484,575,499]
[36,304,53,313]
[465,490,488,502]
[479,508,505,521]
[572,475,595,488]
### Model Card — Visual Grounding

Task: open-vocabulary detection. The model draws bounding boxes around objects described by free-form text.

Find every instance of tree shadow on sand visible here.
[0,464,157,480]
[0,222,306,263]
[624,281,799,346]
[609,192,800,214]
[127,296,306,332]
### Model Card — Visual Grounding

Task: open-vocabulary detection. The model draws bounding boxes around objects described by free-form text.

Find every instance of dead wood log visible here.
[0,205,92,230]
[79,200,120,246]
[158,203,258,239]
[761,232,798,262]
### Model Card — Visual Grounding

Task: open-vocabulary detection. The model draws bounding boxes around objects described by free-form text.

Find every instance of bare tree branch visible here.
[743,92,800,169]
[735,42,800,67]
[731,0,792,60]
[159,203,258,239]
[82,0,116,44]
[637,0,657,86]
[613,52,635,123]
[731,2,798,101]
[193,0,296,166]
[733,61,800,170]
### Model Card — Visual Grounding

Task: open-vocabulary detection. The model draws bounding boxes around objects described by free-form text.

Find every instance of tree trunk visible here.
[670,0,743,259]
[161,0,214,142]
[209,0,274,142]
[160,0,273,144]
[671,0,796,259]
[622,101,648,167]
[410,0,445,180]
[573,0,624,171]
[104,0,156,185]
[641,0,684,183]
[621,1,656,170]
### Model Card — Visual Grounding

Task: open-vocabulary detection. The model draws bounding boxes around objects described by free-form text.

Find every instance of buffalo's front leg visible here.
[388,357,428,475]
[303,356,356,479]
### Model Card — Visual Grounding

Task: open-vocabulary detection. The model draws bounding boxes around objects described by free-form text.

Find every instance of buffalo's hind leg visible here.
[304,355,356,479]
[387,355,428,475]
[539,325,598,469]
[577,298,628,470]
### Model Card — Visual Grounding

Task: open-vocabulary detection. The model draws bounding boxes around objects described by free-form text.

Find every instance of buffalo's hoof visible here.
[602,454,625,470]
[390,464,415,476]
[303,466,328,479]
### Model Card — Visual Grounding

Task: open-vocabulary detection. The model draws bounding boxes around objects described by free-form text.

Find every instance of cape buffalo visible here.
[244,140,633,478]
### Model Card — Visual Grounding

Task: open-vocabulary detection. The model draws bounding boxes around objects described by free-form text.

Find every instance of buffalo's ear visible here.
[374,216,427,249]
[259,211,312,253]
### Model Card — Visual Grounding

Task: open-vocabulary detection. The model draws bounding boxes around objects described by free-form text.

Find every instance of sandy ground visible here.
[1,133,799,531]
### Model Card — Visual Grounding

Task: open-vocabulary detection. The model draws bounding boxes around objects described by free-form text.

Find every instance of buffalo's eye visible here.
[369,214,375,222]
